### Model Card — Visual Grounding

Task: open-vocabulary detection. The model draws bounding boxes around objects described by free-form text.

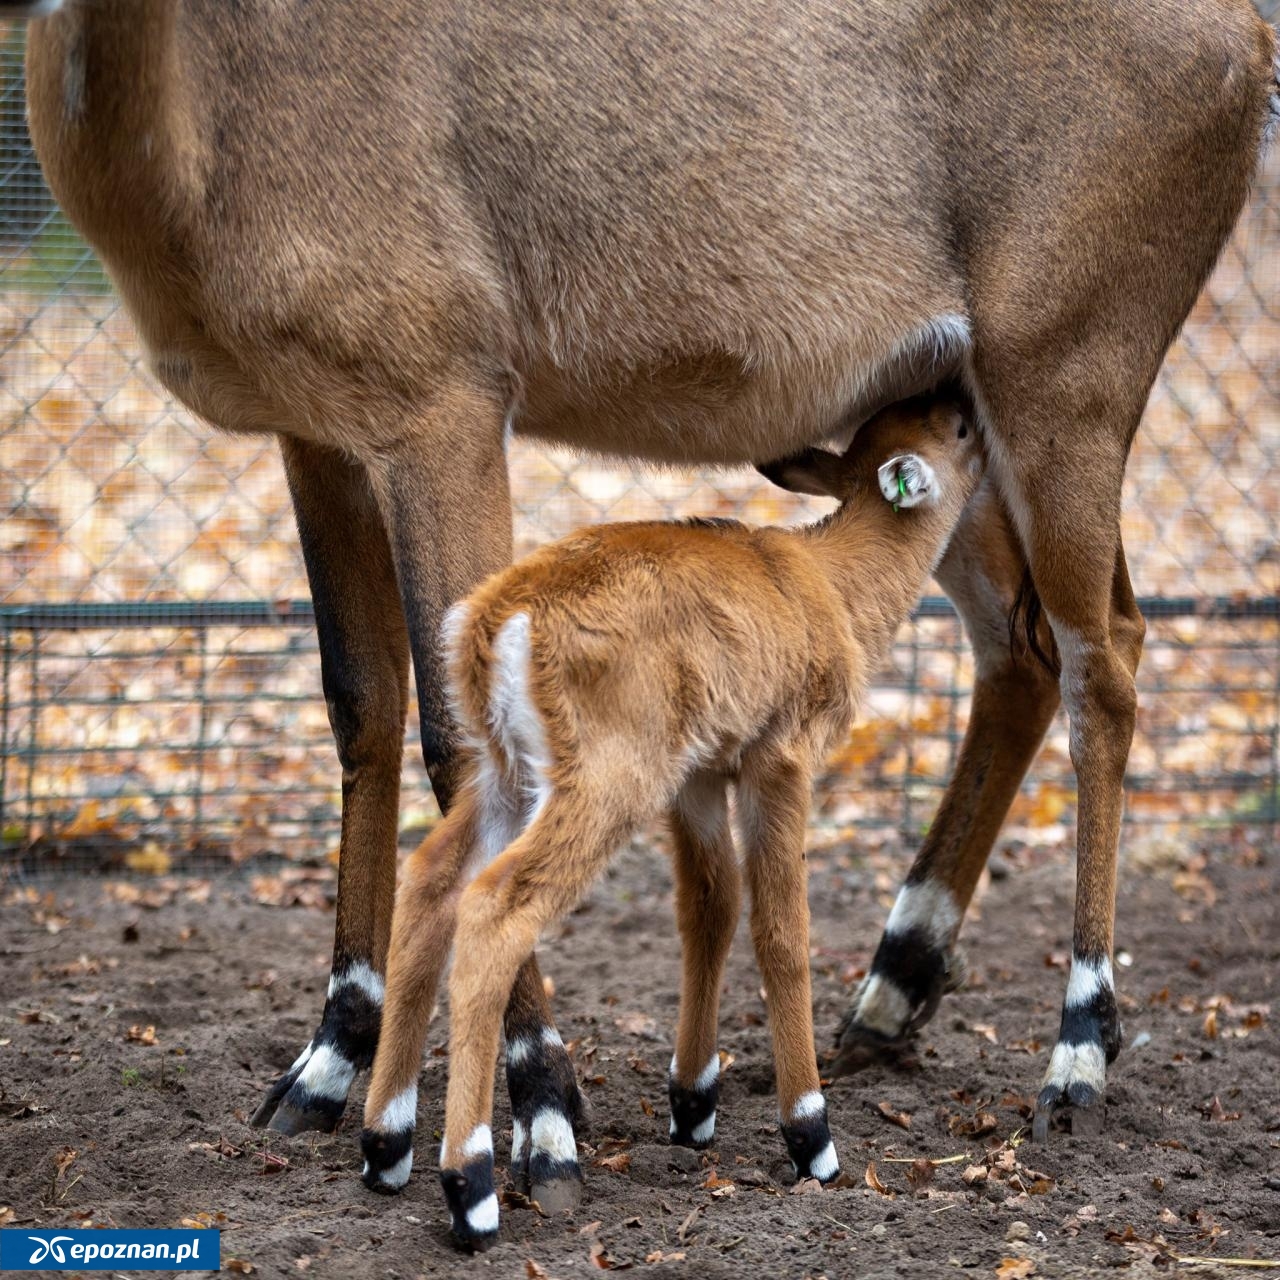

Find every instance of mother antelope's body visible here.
[10,0,1277,1176]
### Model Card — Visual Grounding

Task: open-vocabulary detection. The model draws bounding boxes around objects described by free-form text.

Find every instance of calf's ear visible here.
[756,447,845,497]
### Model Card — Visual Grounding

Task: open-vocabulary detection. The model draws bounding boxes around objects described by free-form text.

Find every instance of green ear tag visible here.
[893,472,906,513]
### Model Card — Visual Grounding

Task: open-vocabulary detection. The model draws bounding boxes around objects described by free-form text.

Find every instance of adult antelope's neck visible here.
[803,497,945,667]
[25,3,206,263]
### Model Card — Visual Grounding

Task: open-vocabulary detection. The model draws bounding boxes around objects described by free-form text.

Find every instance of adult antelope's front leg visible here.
[833,483,1059,1073]
[252,439,410,1134]
[1029,544,1142,1139]
[667,772,740,1149]
[738,747,840,1185]
[975,348,1151,1138]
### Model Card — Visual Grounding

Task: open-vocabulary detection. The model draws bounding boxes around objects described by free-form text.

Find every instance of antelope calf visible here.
[359,395,981,1249]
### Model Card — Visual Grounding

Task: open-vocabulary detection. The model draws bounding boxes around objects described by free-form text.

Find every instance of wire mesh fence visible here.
[0,19,1277,874]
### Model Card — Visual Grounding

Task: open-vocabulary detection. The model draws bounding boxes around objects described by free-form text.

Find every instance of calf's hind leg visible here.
[667,773,741,1149]
[441,790,635,1250]
[361,789,484,1191]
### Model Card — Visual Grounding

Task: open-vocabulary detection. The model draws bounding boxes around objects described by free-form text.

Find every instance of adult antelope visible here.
[9,0,1275,1195]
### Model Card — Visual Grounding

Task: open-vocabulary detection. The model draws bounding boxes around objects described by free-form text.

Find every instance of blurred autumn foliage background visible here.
[0,25,1276,873]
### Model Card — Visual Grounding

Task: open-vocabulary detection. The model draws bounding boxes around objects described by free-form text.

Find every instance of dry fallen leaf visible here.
[676,1206,704,1243]
[525,1261,551,1280]
[865,1162,894,1197]
[179,1211,228,1229]
[588,1239,627,1270]
[124,842,172,876]
[644,1252,686,1264]
[1203,1007,1219,1039]
[875,1100,912,1130]
[596,1153,632,1174]
[503,1187,549,1217]
[949,1111,998,1138]
[906,1158,935,1192]
[126,1024,158,1046]
[1201,1095,1242,1123]
[995,1260,1036,1279]
[225,1261,255,1275]
[963,1165,989,1185]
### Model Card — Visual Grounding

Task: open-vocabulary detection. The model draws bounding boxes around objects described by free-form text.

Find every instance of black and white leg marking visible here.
[252,961,384,1133]
[440,1125,500,1252]
[779,1092,840,1184]
[668,1052,719,1148]
[360,1083,418,1192]
[505,1024,585,1211]
[1033,954,1122,1141]
[835,880,965,1070]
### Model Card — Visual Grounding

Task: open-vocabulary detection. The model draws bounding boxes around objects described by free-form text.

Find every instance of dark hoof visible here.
[669,1071,719,1149]
[827,1022,917,1079]
[507,1027,591,1189]
[360,1127,413,1193]
[251,1037,360,1135]
[1032,1082,1104,1143]
[267,1093,345,1135]
[442,1163,500,1252]
[529,1171,583,1216]
[249,1080,294,1130]
[780,1094,840,1184]
[251,1063,347,1134]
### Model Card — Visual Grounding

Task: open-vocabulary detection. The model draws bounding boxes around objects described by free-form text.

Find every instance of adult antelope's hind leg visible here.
[252,439,410,1134]
[833,483,1059,1074]
[441,790,633,1250]
[363,382,586,1180]
[738,746,840,1185]
[667,772,740,1149]
[504,952,590,1213]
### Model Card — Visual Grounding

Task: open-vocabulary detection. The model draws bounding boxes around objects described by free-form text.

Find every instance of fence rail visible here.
[1,18,1277,871]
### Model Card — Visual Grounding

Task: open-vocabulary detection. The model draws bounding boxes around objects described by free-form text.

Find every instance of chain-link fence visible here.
[0,21,1276,875]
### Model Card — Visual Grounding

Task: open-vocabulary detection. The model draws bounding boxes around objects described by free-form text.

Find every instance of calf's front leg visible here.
[738,747,840,1185]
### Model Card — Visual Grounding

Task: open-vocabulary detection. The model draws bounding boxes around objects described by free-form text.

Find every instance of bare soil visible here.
[2,834,1277,1279]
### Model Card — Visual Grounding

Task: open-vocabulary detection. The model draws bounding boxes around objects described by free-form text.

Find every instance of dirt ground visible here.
[1,831,1277,1279]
